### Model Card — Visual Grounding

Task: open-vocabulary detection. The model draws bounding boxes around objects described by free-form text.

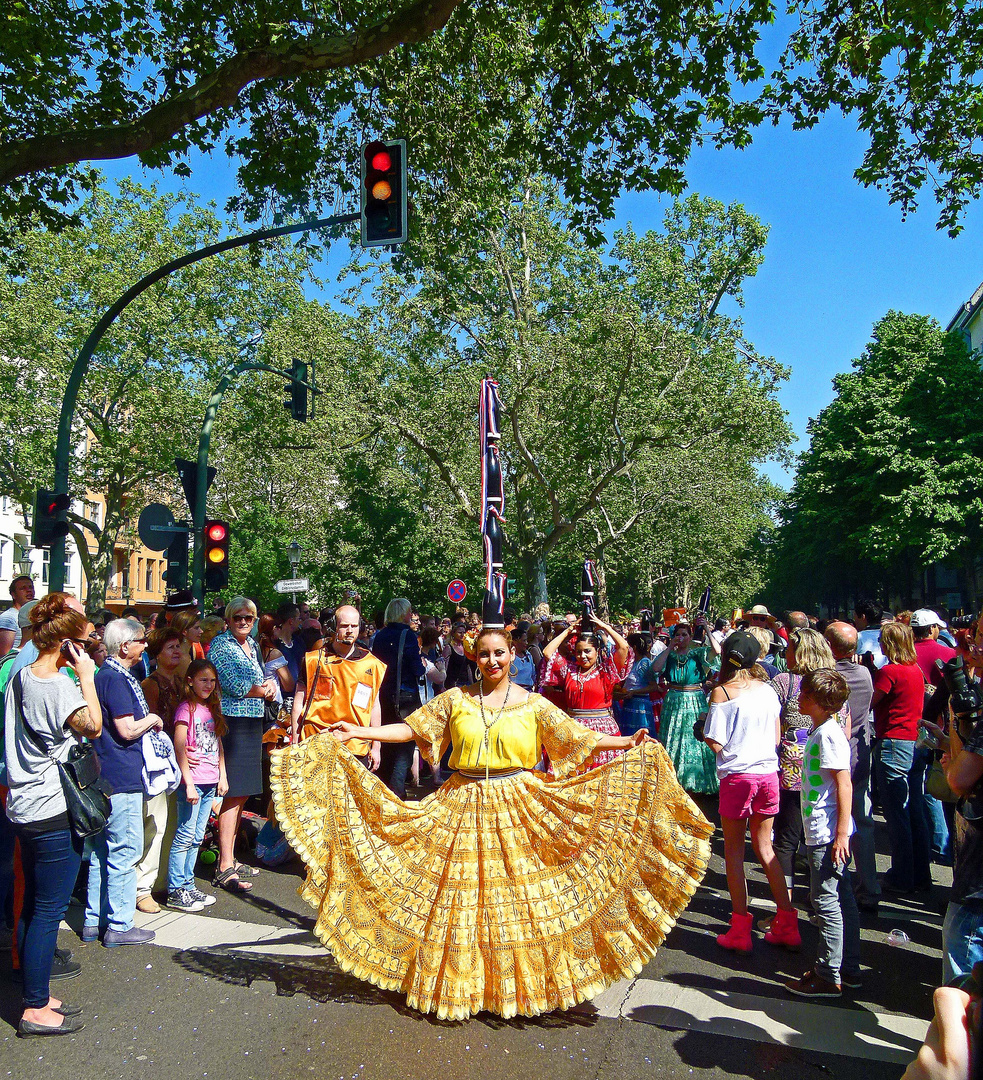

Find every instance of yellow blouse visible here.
[405,688,602,777]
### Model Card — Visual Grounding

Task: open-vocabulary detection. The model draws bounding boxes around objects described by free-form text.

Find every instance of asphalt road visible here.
[0,805,942,1080]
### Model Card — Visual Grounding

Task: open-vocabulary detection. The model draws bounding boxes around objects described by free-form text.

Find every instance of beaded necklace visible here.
[477,679,512,781]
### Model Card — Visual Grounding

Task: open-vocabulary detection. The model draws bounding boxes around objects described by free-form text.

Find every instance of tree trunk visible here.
[593,555,610,619]
[521,549,549,610]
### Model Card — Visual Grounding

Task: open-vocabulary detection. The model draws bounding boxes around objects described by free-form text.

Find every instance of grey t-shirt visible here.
[0,606,21,651]
[4,667,85,827]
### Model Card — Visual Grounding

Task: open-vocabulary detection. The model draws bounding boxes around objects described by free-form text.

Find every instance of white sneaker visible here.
[188,887,216,908]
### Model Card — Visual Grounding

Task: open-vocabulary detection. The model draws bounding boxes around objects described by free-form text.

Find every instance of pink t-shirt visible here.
[173,700,220,785]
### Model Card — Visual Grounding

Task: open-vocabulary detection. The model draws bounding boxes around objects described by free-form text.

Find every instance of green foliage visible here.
[0,177,319,610]
[322,186,791,613]
[764,310,983,611]
[3,0,982,242]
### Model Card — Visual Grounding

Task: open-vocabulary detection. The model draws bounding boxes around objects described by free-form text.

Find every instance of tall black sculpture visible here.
[480,378,507,628]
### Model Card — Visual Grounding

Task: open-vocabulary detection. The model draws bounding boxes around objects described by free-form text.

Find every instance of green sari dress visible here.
[657,646,718,795]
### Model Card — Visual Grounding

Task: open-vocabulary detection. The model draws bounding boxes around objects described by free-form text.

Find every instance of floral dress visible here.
[270,687,712,1020]
[657,646,718,795]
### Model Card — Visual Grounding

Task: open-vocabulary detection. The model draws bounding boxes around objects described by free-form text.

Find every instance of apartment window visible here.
[146,559,154,592]
[118,553,129,591]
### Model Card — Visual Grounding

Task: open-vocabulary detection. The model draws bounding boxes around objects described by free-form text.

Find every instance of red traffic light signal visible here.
[360,139,407,248]
[203,519,230,591]
[32,488,71,547]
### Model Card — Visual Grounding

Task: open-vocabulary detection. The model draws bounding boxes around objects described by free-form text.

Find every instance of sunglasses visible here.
[232,615,255,623]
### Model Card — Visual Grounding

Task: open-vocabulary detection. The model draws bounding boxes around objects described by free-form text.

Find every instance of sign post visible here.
[275,577,309,603]
[447,580,468,604]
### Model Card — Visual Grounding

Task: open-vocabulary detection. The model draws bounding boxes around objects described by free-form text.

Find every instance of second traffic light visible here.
[360,139,407,248]
[32,489,71,547]
[202,520,230,592]
[163,528,189,592]
[284,359,308,422]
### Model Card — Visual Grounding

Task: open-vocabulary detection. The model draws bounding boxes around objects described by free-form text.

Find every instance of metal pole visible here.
[192,373,234,610]
[49,211,359,594]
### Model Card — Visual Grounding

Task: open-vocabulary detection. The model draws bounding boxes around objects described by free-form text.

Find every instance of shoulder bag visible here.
[13,671,112,839]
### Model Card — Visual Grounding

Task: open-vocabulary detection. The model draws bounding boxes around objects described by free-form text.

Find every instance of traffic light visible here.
[360,139,407,248]
[506,577,517,598]
[163,529,189,591]
[32,489,71,547]
[202,520,230,592]
[284,359,308,422]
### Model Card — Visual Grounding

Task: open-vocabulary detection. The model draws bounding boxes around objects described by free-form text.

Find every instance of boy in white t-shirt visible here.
[786,668,861,998]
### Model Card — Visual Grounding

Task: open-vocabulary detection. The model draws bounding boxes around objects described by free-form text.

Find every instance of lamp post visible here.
[287,541,302,604]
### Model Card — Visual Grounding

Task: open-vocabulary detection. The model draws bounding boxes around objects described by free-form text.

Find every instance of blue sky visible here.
[105,105,983,489]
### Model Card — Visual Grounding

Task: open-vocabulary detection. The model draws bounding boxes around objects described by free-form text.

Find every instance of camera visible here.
[951,614,977,630]
[939,655,983,745]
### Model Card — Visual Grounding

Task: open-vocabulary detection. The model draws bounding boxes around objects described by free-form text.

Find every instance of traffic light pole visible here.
[47,211,359,596]
[190,361,318,610]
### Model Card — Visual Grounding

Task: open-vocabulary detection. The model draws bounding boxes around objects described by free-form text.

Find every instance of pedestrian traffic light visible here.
[506,577,517,598]
[284,359,308,422]
[163,529,189,591]
[360,139,407,248]
[32,488,71,547]
[202,520,230,592]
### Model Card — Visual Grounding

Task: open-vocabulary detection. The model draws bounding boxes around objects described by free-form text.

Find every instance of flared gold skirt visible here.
[270,735,712,1020]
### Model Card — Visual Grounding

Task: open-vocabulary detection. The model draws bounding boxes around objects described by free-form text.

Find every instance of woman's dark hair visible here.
[257,613,277,648]
[181,658,227,737]
[627,633,647,657]
[147,626,183,660]
[31,593,89,652]
[420,626,441,650]
[713,617,729,632]
[475,626,512,649]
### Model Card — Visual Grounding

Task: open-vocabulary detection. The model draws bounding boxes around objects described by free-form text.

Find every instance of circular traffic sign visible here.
[137,502,178,551]
[447,580,467,604]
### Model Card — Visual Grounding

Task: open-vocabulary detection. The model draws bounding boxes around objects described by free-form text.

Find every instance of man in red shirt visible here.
[912,609,956,687]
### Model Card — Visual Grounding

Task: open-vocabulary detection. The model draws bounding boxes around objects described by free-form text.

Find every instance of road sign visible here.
[138,503,180,550]
[175,458,217,515]
[447,580,467,603]
[275,577,309,594]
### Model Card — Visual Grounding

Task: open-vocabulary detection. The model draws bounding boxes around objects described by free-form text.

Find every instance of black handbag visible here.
[14,671,112,839]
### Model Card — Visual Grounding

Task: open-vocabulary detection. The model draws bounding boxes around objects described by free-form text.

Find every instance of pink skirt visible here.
[571,708,623,770]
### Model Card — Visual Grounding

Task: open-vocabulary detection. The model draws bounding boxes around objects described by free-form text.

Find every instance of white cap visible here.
[911,608,945,629]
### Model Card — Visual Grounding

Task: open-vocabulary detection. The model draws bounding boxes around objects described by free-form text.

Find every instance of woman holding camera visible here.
[4,593,100,1036]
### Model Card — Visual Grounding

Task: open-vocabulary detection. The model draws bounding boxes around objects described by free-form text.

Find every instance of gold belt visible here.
[456,768,527,781]
[671,684,705,692]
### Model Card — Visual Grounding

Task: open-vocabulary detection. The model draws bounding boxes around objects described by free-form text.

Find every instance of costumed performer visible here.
[651,616,721,795]
[542,615,633,769]
[270,625,712,1021]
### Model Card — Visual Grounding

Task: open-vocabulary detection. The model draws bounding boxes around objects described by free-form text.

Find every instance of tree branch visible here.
[1,0,463,183]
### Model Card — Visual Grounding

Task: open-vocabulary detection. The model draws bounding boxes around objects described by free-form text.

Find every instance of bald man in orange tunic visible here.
[290,605,385,770]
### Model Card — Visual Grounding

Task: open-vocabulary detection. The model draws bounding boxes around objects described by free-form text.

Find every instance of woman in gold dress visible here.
[270,627,712,1021]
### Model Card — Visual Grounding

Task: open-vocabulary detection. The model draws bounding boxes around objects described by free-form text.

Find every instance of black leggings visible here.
[772,788,802,886]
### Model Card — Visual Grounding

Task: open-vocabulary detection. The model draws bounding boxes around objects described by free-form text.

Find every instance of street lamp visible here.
[287,541,302,604]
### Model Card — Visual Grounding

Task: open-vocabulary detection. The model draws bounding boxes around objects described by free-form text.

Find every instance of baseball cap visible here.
[721,631,761,670]
[911,608,945,629]
[17,599,39,628]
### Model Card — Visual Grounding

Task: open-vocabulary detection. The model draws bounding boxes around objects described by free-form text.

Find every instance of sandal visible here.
[234,861,260,877]
[213,867,253,893]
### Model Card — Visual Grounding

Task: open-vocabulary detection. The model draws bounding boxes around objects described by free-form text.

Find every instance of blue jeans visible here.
[943,901,983,983]
[15,827,83,1009]
[808,842,861,983]
[0,795,16,929]
[167,784,217,891]
[851,735,880,904]
[874,738,932,891]
[84,790,145,932]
